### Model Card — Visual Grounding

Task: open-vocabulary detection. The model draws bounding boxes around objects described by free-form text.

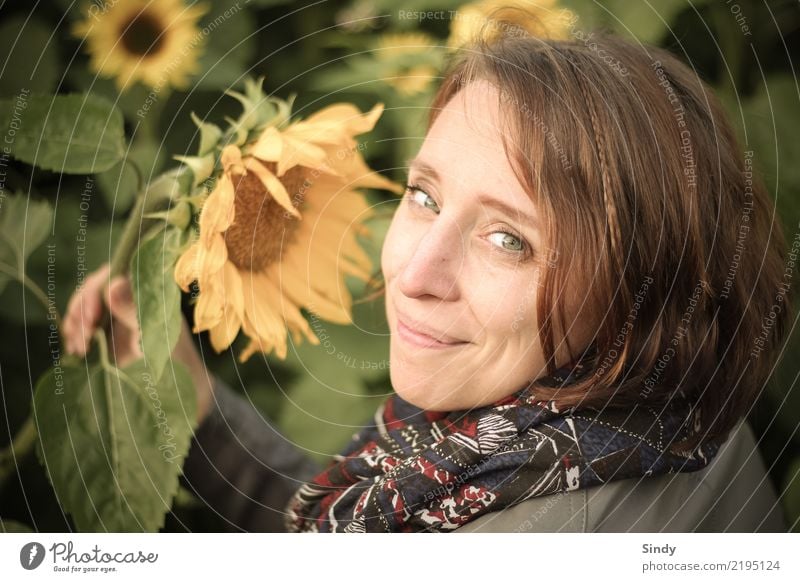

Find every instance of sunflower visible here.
[448,0,575,48]
[373,32,439,97]
[72,0,208,92]
[173,80,402,362]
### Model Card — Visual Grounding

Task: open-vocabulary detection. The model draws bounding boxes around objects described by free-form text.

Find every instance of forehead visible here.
[425,80,507,156]
[417,80,539,218]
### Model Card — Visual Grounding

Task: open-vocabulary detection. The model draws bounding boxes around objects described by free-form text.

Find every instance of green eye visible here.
[489,232,525,252]
[405,185,440,214]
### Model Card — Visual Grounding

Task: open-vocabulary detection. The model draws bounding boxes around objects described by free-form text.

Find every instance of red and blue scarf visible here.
[285,346,720,532]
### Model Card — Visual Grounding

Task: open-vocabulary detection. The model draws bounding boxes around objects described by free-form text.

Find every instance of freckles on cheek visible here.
[477,283,538,337]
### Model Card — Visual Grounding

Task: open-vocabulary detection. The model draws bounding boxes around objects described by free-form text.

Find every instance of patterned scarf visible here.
[285,345,720,532]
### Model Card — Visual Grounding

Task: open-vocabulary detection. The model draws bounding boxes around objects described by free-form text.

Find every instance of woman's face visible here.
[381,80,591,411]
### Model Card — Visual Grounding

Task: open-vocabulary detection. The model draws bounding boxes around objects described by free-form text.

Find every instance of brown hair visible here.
[415,22,793,453]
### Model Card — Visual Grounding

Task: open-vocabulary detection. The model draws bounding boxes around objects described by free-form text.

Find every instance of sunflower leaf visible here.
[190,112,223,157]
[0,192,53,296]
[173,154,215,188]
[0,93,126,174]
[33,358,197,532]
[132,227,187,383]
[0,519,33,533]
[96,131,166,216]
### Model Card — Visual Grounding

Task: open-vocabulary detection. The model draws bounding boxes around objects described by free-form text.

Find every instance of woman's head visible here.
[379,25,791,450]
[381,78,595,412]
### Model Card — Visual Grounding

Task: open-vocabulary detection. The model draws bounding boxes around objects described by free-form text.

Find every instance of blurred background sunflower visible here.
[447,0,574,48]
[72,0,208,91]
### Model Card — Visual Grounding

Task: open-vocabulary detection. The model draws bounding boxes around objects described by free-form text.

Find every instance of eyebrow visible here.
[406,157,538,230]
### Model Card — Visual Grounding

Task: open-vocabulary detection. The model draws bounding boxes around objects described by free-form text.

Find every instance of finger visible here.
[63,288,102,356]
[110,319,144,368]
[105,277,139,330]
[63,264,110,355]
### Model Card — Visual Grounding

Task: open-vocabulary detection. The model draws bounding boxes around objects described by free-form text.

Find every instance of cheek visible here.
[380,212,405,282]
[470,273,540,340]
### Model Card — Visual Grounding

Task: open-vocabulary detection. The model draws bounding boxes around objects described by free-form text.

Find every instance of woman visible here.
[63,28,790,532]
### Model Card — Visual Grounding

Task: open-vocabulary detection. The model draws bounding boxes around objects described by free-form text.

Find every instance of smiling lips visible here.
[395,313,469,349]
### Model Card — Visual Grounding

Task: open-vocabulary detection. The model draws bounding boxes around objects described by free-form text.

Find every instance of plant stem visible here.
[109,176,174,278]
[0,416,36,486]
[0,171,181,487]
[95,170,181,345]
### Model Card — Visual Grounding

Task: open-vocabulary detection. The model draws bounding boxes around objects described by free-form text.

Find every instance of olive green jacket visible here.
[455,419,786,532]
[182,377,786,532]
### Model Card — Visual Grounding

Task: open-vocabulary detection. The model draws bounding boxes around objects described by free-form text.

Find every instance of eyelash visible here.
[403,182,533,260]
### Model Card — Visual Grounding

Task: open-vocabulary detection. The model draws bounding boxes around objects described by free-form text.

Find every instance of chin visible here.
[389,368,436,410]
[389,371,460,411]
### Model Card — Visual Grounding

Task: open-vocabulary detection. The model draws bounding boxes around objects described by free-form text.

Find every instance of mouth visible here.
[394,314,470,350]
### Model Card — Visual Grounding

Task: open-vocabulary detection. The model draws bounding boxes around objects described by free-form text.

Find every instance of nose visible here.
[398,215,464,302]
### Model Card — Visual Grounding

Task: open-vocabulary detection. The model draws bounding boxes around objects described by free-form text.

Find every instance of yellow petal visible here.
[249,125,283,162]
[278,260,350,324]
[240,272,286,349]
[328,146,403,194]
[193,283,225,332]
[174,242,201,291]
[244,158,300,218]
[222,261,245,319]
[221,144,246,174]
[296,206,372,274]
[209,311,241,352]
[195,234,229,284]
[276,135,333,177]
[261,269,318,344]
[303,188,372,232]
[300,102,385,139]
[239,337,280,363]
[174,237,229,291]
[199,173,235,242]
[206,262,244,350]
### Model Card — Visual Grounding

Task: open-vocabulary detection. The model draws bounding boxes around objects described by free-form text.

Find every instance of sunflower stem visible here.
[0,415,37,488]
[95,170,182,359]
[109,181,172,278]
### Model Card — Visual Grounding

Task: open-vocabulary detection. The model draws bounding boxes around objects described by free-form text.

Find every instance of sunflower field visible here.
[0,0,799,533]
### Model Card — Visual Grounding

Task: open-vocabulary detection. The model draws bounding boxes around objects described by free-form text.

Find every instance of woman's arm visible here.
[180,374,322,532]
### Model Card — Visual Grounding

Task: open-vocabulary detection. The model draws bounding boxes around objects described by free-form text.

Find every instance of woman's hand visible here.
[62,263,216,424]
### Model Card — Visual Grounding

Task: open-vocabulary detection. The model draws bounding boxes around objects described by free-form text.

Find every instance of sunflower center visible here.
[224,161,308,272]
[119,12,165,57]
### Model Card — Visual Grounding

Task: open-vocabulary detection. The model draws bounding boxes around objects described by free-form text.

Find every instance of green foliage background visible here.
[0,0,798,532]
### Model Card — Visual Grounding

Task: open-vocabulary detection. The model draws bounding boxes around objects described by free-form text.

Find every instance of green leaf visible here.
[190,112,223,156]
[96,132,166,216]
[34,359,197,532]
[0,192,53,295]
[0,93,126,174]
[0,16,60,98]
[132,227,186,383]
[66,66,155,124]
[1,518,33,533]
